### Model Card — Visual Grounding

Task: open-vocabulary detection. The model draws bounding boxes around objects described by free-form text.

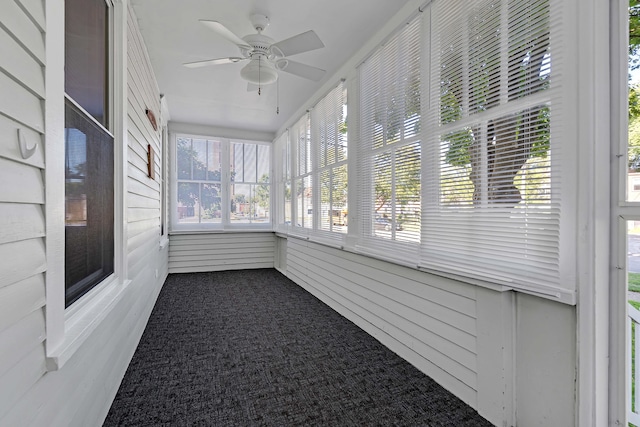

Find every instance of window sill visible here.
[46,276,131,371]
[159,236,169,250]
[169,227,274,235]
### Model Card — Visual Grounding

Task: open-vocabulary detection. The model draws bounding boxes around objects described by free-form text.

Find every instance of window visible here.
[173,135,271,230]
[64,0,114,307]
[312,83,348,234]
[421,0,563,289]
[271,0,567,295]
[274,132,292,229]
[230,141,271,224]
[291,115,313,229]
[284,81,348,239]
[176,137,222,225]
[358,14,422,258]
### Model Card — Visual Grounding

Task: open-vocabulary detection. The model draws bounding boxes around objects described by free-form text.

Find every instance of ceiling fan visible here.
[184,13,326,90]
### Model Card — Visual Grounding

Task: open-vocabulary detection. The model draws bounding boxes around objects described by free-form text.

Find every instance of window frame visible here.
[271,0,576,303]
[312,84,349,236]
[279,82,350,244]
[63,95,115,307]
[170,133,272,232]
[274,131,292,233]
[63,0,115,308]
[355,12,423,263]
[46,0,130,369]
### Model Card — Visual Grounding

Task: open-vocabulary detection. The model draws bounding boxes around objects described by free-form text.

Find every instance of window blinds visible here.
[275,0,570,298]
[357,13,423,263]
[273,131,291,230]
[290,114,312,230]
[422,0,565,291]
[311,83,347,235]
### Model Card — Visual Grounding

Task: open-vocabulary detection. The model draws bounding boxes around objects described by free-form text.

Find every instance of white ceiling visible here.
[130,0,412,136]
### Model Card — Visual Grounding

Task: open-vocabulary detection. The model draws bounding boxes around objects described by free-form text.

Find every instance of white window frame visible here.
[281,82,350,246]
[170,133,272,232]
[159,95,170,249]
[417,0,575,301]
[289,114,314,234]
[312,83,349,238]
[45,0,130,370]
[610,0,637,425]
[274,131,291,233]
[355,11,423,265]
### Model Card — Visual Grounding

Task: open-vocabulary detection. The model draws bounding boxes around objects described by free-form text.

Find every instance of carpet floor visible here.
[103,269,492,426]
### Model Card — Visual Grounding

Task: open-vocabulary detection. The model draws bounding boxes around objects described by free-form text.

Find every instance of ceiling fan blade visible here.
[277,59,325,81]
[271,30,324,57]
[199,20,251,49]
[184,57,246,68]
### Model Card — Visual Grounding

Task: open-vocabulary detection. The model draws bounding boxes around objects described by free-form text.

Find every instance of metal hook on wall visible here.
[17,128,37,160]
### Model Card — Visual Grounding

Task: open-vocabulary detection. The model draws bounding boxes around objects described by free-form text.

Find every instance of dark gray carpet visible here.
[103,269,492,426]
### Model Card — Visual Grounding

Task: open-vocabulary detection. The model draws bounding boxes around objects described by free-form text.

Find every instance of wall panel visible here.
[286,237,479,408]
[169,232,276,273]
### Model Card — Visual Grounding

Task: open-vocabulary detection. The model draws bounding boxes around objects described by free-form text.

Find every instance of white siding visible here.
[169,232,275,273]
[285,237,479,407]
[0,3,169,426]
[274,235,287,274]
[126,4,162,266]
[515,294,576,426]
[0,2,47,424]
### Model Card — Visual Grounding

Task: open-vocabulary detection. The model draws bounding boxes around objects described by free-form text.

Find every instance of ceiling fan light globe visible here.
[240,58,278,85]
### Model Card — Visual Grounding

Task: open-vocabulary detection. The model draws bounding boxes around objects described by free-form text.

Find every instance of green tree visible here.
[253,174,270,212]
[176,138,220,212]
[630,84,640,120]
[320,165,348,209]
[441,0,550,207]
[630,0,640,70]
[373,145,420,213]
[629,116,640,171]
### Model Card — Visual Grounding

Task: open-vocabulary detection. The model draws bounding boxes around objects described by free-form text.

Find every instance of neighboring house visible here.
[0,1,624,427]
[629,172,640,202]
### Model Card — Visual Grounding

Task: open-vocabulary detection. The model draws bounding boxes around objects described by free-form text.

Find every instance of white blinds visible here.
[273,131,290,230]
[274,0,570,298]
[311,83,347,235]
[357,13,422,263]
[422,0,565,290]
[290,114,312,230]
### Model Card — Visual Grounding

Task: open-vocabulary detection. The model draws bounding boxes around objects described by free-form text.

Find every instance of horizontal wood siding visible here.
[126,4,162,269]
[0,1,47,424]
[169,233,275,273]
[286,237,479,408]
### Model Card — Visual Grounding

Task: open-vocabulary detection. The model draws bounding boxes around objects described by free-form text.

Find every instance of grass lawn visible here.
[630,273,640,293]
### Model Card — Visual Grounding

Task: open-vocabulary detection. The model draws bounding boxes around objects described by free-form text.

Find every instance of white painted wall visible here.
[0,2,169,426]
[169,232,275,273]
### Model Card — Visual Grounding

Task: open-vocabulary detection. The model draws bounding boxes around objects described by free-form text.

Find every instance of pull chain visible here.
[276,78,280,114]
[258,56,261,96]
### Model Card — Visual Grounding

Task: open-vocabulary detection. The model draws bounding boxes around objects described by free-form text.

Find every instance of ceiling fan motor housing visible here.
[240,33,279,85]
